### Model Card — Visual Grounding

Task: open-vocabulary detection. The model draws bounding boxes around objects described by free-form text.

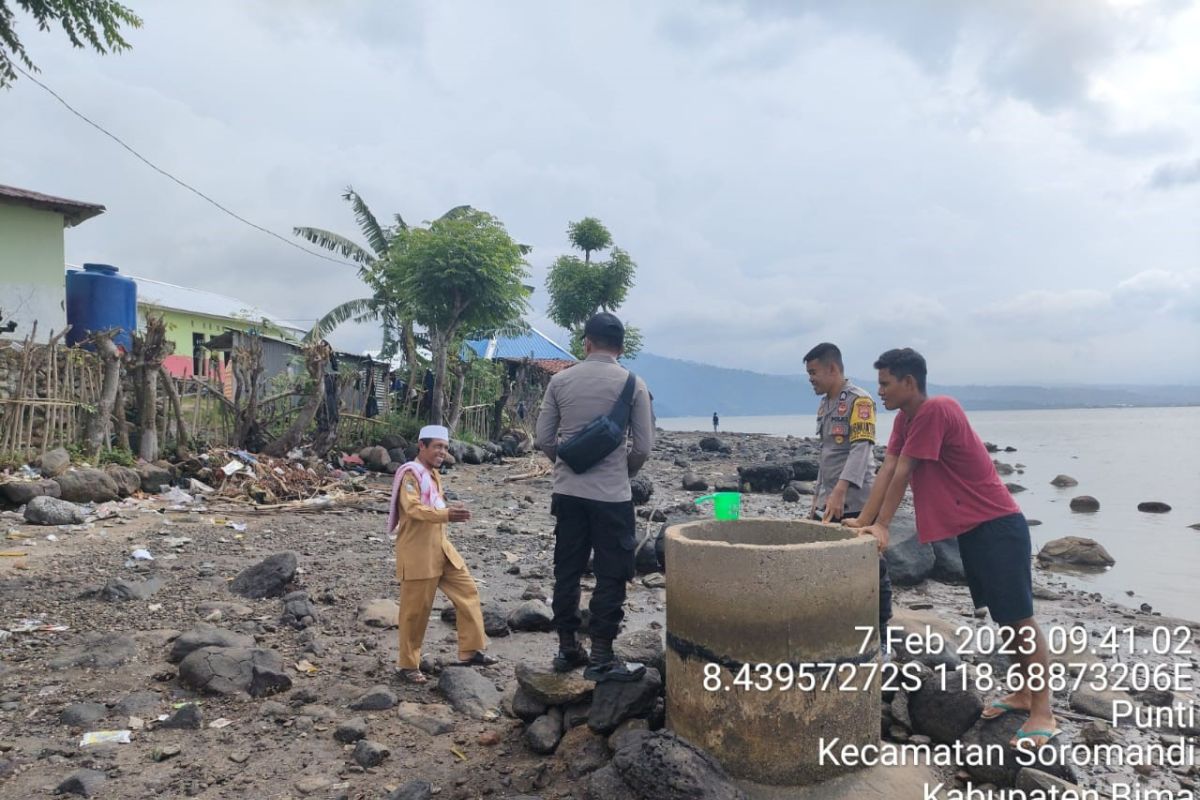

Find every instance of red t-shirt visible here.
[887,396,1021,543]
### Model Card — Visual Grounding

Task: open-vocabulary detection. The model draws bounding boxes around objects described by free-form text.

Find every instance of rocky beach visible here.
[1,429,1198,800]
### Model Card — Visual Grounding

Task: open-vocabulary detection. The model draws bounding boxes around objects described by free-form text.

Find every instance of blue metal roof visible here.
[465,326,576,361]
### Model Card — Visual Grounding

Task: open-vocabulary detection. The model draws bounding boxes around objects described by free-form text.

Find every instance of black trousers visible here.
[551,493,636,643]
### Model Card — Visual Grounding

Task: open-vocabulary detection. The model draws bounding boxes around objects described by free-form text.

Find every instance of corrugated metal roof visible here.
[0,184,105,226]
[465,327,576,361]
[129,274,307,338]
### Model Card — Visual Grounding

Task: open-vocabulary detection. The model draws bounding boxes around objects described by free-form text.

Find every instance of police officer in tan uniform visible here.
[804,342,893,646]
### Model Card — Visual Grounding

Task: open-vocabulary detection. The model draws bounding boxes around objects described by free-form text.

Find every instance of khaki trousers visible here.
[397,563,487,669]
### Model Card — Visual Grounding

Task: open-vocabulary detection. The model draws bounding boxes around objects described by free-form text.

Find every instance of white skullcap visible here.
[419,425,450,442]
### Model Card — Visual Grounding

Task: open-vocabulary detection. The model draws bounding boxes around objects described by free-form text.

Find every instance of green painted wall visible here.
[138,304,293,357]
[0,203,66,341]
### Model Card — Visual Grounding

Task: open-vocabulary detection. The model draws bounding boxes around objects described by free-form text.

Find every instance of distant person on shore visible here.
[388,425,497,683]
[846,348,1058,748]
[535,312,655,682]
[712,411,719,433]
[803,342,892,647]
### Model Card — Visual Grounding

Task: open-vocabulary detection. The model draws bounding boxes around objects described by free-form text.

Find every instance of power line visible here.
[13,64,361,269]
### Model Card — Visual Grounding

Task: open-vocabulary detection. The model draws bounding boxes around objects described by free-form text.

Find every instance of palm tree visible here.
[294,187,421,400]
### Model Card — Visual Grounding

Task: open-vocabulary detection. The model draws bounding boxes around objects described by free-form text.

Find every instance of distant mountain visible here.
[627,352,1200,417]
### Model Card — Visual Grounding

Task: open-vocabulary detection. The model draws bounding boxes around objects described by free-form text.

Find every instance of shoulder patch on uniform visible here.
[849,396,876,443]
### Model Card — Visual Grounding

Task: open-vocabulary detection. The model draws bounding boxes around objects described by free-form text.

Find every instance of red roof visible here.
[530,359,575,375]
[0,184,105,226]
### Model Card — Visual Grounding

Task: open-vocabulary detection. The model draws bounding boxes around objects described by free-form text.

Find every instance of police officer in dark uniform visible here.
[804,342,893,650]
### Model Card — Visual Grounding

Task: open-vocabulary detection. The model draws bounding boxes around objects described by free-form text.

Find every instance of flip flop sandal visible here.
[981,701,1026,720]
[398,669,428,684]
[457,652,499,667]
[1011,727,1063,748]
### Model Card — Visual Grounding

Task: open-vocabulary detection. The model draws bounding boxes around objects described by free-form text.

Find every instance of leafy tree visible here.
[545,217,641,358]
[385,208,530,426]
[1,0,142,88]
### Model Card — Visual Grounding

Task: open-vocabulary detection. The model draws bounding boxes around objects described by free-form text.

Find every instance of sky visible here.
[2,0,1198,384]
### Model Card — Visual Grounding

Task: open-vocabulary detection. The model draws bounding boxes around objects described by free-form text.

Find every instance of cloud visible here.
[1148,158,1200,189]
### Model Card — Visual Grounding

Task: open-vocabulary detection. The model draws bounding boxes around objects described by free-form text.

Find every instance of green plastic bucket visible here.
[694,492,741,520]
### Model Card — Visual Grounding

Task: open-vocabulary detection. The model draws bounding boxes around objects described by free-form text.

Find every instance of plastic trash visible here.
[209,718,233,729]
[162,487,194,505]
[188,479,214,495]
[222,460,245,476]
[225,522,247,533]
[694,492,742,520]
[130,549,154,561]
[80,730,131,746]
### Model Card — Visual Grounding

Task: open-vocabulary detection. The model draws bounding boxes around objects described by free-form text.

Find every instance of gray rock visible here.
[557,725,611,779]
[357,599,399,629]
[178,646,293,698]
[54,468,119,504]
[1069,495,1100,513]
[349,685,397,711]
[1037,537,1115,568]
[588,667,663,735]
[59,702,108,727]
[385,780,434,800]
[49,633,137,670]
[280,591,317,629]
[55,768,107,797]
[630,476,653,506]
[1015,769,1084,795]
[526,708,564,754]
[352,739,390,768]
[781,485,802,502]
[508,599,554,632]
[1138,501,1171,514]
[103,464,141,497]
[169,625,255,663]
[334,717,367,743]
[681,473,708,492]
[962,714,1075,787]
[1070,686,1128,719]
[585,764,639,800]
[482,605,510,637]
[930,538,966,584]
[641,572,666,589]
[789,458,819,481]
[136,463,172,493]
[1050,474,1078,487]
[160,703,203,729]
[37,447,72,478]
[511,686,548,723]
[229,552,298,599]
[1006,483,1026,494]
[438,667,502,720]
[1,477,61,505]
[113,691,162,717]
[884,510,936,586]
[515,663,594,706]
[396,701,455,735]
[907,675,983,744]
[92,577,163,602]
[23,495,86,525]
[611,729,747,800]
[614,629,665,675]
[360,446,390,471]
[698,437,728,453]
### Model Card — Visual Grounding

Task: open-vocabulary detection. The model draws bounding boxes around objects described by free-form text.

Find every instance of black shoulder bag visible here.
[555,372,638,474]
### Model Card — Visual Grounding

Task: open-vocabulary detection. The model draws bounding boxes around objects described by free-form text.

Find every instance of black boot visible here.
[552,631,589,673]
[583,638,646,683]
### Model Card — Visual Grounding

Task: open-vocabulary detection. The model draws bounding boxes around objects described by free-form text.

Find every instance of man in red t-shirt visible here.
[846,348,1059,748]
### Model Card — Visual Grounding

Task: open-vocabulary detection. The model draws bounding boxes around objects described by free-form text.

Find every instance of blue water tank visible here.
[65,263,137,350]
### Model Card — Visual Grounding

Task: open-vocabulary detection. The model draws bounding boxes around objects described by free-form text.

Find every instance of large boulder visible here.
[103,464,142,497]
[177,646,292,698]
[90,577,163,602]
[588,667,662,735]
[23,495,86,526]
[379,434,408,451]
[614,629,666,675]
[608,730,747,800]
[359,446,390,472]
[906,676,983,744]
[358,599,399,629]
[36,447,72,478]
[883,511,935,586]
[135,462,172,493]
[698,437,729,454]
[930,538,966,584]
[515,663,594,706]
[0,478,61,506]
[229,552,298,599]
[1036,537,1115,569]
[736,463,792,493]
[1137,501,1171,514]
[437,667,501,720]
[680,473,708,492]
[508,600,554,632]
[1069,495,1100,513]
[789,458,819,482]
[525,708,565,754]
[54,468,119,503]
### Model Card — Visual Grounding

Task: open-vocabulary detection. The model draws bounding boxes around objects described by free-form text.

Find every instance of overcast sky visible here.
[3,0,1198,384]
